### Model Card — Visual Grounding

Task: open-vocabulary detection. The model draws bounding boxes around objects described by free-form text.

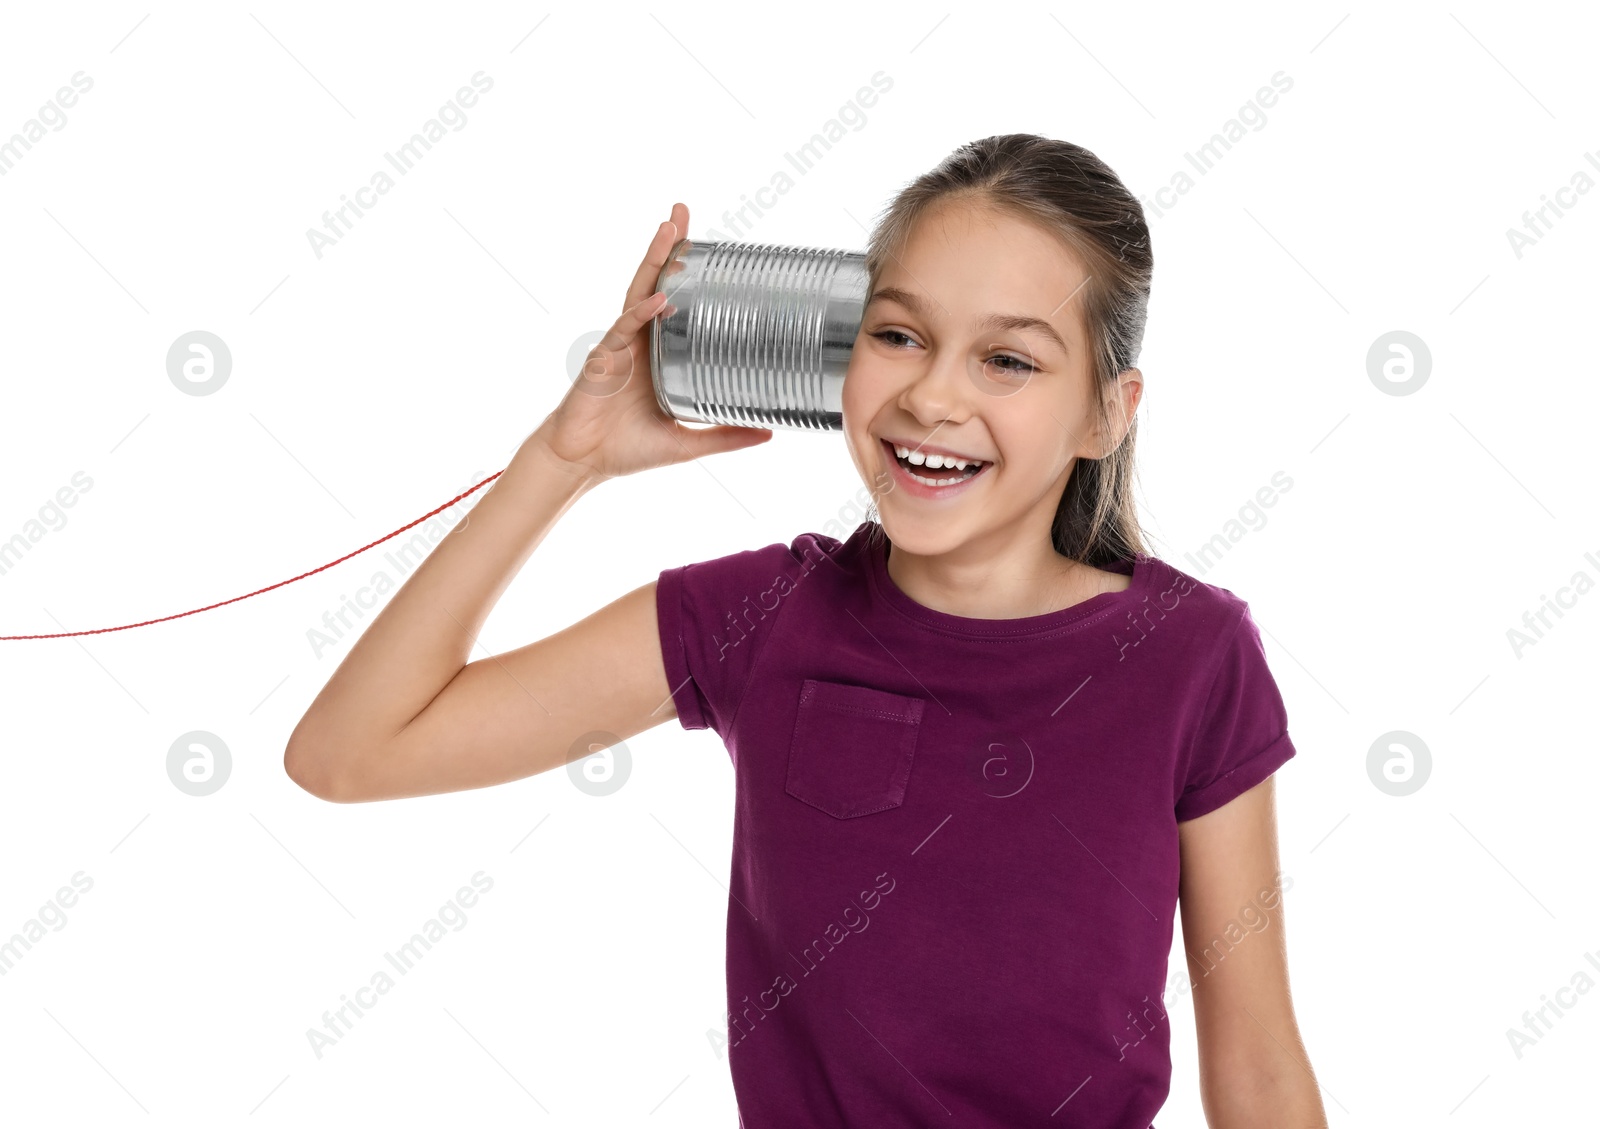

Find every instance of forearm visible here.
[285,423,597,781]
[1202,1051,1328,1128]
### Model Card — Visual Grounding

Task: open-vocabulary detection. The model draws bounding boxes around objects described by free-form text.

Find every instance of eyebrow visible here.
[865,285,1071,357]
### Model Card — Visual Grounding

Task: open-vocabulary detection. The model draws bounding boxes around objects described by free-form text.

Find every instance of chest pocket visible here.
[785,678,925,819]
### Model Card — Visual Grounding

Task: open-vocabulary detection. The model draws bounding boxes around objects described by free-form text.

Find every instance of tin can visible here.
[650,238,868,431]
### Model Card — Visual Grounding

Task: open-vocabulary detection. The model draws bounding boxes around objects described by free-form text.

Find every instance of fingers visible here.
[624,203,689,313]
[596,290,667,359]
[623,219,675,313]
[583,289,668,391]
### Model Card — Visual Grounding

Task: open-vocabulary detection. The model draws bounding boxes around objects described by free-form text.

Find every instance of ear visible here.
[1090,367,1143,457]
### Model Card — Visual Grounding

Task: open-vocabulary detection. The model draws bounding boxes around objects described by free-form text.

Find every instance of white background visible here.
[1,1,1595,1125]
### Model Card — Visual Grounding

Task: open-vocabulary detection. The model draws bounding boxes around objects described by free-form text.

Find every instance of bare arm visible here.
[283,438,662,802]
[1177,778,1328,1127]
[283,202,771,802]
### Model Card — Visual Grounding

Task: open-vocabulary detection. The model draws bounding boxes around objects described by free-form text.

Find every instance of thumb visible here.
[675,423,774,459]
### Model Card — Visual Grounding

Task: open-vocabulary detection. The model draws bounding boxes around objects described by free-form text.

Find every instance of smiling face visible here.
[843,198,1138,562]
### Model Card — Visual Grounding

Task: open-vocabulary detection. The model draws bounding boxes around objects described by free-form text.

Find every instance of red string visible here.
[0,470,505,641]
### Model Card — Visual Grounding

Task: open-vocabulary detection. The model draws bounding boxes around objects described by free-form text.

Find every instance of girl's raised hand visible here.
[530,203,773,484]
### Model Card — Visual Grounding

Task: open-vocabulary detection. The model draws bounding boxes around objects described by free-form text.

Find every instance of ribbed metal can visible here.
[650,238,868,431]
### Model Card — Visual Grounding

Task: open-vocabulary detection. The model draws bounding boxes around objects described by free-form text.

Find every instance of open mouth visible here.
[881,438,991,489]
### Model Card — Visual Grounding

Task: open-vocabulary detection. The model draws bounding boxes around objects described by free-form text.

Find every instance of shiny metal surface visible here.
[650,238,868,431]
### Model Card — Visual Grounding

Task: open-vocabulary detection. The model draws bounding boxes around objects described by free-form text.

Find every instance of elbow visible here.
[283,736,362,803]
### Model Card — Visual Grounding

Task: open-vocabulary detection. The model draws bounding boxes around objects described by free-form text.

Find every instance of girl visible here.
[286,134,1325,1128]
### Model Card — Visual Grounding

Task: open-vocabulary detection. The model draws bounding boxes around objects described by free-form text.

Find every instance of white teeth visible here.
[891,443,984,470]
[885,441,989,488]
[906,470,969,488]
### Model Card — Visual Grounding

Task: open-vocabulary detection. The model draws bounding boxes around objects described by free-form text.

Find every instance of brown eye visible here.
[986,354,1036,374]
[871,330,916,349]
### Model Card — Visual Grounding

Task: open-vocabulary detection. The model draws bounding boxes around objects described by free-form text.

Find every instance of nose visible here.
[897,345,972,429]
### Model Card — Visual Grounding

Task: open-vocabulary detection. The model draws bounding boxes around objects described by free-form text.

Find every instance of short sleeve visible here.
[655,538,814,735]
[1174,603,1296,821]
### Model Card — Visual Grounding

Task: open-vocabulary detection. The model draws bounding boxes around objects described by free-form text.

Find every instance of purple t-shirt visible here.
[655,520,1296,1128]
